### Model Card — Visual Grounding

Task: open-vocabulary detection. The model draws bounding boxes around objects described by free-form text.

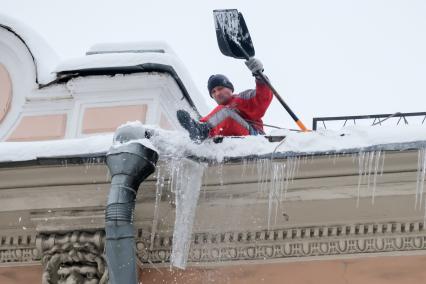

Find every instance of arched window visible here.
[0,64,12,123]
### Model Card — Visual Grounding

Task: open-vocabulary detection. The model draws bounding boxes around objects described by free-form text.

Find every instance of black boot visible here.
[177,110,210,142]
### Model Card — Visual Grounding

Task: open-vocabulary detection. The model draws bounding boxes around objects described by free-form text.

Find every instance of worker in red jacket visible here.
[177,58,273,141]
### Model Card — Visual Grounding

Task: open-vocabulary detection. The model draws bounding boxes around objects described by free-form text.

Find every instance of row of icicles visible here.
[147,148,426,268]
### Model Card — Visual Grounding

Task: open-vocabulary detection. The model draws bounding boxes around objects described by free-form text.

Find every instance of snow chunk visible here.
[111,121,157,152]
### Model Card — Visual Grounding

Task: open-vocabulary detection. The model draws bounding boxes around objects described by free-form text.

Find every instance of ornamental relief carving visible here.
[0,232,39,263]
[36,231,108,284]
[138,221,426,263]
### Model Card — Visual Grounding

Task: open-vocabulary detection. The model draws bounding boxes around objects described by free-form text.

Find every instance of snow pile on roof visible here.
[149,124,426,161]
[56,52,171,72]
[87,41,175,55]
[0,122,425,163]
[0,14,59,84]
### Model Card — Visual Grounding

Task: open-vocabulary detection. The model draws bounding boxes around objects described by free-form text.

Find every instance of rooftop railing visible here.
[312,112,426,130]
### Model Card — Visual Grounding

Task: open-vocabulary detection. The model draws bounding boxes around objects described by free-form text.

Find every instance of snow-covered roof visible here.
[0,15,208,113]
[55,42,209,114]
[0,14,59,85]
[0,123,425,164]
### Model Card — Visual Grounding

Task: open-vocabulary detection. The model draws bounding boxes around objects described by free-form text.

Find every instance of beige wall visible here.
[82,104,148,134]
[140,255,426,284]
[0,64,12,123]
[0,254,425,283]
[7,114,67,141]
[0,265,42,284]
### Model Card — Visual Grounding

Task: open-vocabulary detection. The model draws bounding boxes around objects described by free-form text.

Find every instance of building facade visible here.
[1,15,426,284]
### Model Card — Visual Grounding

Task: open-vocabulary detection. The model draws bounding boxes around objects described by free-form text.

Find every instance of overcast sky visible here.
[2,0,426,130]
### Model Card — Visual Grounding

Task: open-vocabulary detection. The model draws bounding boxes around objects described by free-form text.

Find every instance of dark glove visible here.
[245,57,264,75]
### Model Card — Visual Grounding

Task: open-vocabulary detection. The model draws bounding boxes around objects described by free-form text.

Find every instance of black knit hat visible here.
[207,74,234,96]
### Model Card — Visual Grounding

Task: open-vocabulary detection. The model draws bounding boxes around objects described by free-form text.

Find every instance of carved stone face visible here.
[57,264,99,284]
[39,232,108,284]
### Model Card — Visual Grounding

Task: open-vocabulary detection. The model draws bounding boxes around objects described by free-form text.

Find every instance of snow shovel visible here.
[213,9,309,132]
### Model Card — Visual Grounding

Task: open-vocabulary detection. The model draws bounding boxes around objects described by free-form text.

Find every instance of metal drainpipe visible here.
[105,127,158,284]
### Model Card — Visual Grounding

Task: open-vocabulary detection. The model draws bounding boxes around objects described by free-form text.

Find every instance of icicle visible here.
[366,151,375,191]
[295,156,301,181]
[267,171,274,229]
[256,159,271,195]
[170,159,205,269]
[283,157,294,200]
[380,151,386,176]
[356,151,366,208]
[241,159,248,178]
[356,151,380,207]
[264,159,272,193]
[150,164,166,250]
[278,163,287,202]
[415,150,422,209]
[420,149,426,209]
[267,160,286,229]
[168,158,181,194]
[256,158,263,187]
[105,168,111,182]
[416,148,426,225]
[217,162,224,189]
[415,148,426,211]
[371,151,381,205]
[260,159,267,194]
[201,164,210,200]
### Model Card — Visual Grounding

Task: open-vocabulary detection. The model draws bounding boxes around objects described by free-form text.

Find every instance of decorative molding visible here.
[2,221,426,268]
[138,221,426,264]
[0,231,39,264]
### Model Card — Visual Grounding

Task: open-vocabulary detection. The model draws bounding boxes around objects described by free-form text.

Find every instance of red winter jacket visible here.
[200,79,273,137]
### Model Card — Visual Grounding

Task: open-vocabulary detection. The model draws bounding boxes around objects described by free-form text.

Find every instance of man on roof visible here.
[177,58,273,141]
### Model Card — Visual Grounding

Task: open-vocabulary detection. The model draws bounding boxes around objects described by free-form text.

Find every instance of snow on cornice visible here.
[0,14,59,85]
[0,124,426,164]
[149,125,426,162]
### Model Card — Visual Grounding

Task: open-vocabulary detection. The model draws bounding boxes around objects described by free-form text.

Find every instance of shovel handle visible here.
[254,71,309,132]
[235,45,309,131]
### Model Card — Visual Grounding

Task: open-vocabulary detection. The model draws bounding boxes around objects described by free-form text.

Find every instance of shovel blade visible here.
[213,9,255,59]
